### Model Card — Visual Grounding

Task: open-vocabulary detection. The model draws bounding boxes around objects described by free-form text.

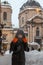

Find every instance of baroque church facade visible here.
[1,1,14,50]
[18,0,43,45]
[1,0,43,51]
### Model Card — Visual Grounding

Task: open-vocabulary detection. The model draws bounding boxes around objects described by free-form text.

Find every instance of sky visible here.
[1,0,43,28]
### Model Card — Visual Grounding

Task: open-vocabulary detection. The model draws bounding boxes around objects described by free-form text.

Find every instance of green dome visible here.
[20,0,41,11]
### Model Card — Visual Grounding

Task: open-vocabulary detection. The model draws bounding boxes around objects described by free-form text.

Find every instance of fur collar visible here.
[12,38,27,43]
[12,38,18,43]
[22,38,27,43]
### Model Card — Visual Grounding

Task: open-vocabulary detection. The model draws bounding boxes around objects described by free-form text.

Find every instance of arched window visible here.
[3,12,7,20]
[36,27,40,36]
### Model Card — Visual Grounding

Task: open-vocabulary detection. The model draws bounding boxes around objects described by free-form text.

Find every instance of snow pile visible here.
[5,50,10,54]
[5,50,13,54]
[28,42,40,47]
[0,50,43,65]
[25,50,43,65]
[29,42,39,45]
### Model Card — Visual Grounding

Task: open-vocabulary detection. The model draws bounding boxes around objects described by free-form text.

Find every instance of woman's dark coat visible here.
[10,38,29,65]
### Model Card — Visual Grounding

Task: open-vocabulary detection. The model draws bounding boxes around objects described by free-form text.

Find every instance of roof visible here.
[1,1,12,10]
[20,0,41,11]
[1,1,11,8]
[1,1,9,5]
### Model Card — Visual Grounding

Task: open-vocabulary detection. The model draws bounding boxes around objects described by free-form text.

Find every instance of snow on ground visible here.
[25,50,43,65]
[0,50,43,65]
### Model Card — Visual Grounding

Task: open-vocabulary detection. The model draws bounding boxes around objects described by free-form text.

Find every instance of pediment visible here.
[32,16,43,23]
[27,15,43,24]
[33,17,43,23]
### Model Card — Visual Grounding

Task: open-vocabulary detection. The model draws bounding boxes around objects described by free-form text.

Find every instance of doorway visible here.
[35,39,41,44]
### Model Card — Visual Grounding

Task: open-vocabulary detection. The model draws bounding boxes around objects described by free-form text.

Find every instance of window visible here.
[2,34,7,40]
[3,12,7,20]
[22,17,24,24]
[36,27,40,36]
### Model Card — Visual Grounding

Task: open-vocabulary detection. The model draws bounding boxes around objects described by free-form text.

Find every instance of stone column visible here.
[33,27,34,42]
[27,26,30,43]
[32,23,35,42]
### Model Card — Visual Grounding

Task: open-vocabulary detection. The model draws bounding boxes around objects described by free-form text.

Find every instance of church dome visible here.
[20,0,41,11]
[1,1,11,8]
[1,1,11,7]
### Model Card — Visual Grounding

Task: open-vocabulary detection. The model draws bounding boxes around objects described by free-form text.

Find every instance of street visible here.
[0,50,43,65]
[0,54,11,65]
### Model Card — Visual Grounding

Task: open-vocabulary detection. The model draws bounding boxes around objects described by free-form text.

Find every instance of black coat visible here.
[10,38,29,65]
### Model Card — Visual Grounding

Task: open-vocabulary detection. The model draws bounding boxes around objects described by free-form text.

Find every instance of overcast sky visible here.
[1,0,43,28]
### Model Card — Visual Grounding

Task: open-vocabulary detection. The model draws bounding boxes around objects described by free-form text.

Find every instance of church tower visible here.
[1,1,12,27]
[1,1,14,50]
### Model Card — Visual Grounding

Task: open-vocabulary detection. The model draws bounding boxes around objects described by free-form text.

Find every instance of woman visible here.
[10,29,29,65]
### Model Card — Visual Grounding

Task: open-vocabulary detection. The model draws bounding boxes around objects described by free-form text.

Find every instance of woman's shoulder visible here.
[12,38,18,43]
[12,37,28,44]
[22,38,27,43]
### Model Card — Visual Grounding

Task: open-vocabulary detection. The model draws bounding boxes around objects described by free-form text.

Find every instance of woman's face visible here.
[18,34,23,39]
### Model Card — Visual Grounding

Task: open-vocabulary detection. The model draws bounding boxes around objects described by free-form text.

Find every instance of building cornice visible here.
[27,14,43,21]
[19,7,41,15]
[2,28,14,31]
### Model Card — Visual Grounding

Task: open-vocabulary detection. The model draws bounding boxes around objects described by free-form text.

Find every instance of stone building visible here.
[18,0,43,45]
[1,1,14,50]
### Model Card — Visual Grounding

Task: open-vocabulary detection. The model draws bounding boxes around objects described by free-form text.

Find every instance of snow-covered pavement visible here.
[0,50,43,65]
[25,50,43,65]
[0,54,12,65]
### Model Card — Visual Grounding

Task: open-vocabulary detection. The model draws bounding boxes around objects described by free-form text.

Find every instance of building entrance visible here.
[35,39,42,44]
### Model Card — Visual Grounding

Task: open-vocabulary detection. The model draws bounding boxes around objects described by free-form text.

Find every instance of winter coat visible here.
[10,38,29,65]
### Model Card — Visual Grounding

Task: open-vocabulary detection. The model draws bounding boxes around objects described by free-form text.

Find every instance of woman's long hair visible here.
[15,29,25,38]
